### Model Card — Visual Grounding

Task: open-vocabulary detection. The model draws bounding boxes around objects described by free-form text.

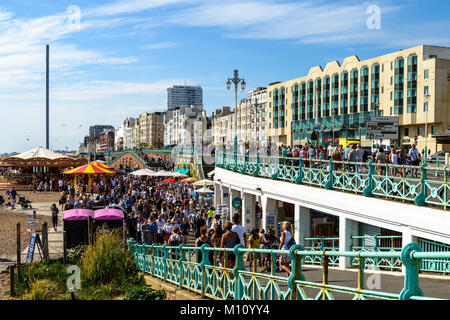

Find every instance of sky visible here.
[0,0,449,153]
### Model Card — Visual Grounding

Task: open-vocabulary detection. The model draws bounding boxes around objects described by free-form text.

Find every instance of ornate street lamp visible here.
[226,69,246,145]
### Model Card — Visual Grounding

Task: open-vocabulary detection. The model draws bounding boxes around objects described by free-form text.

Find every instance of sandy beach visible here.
[0,191,59,257]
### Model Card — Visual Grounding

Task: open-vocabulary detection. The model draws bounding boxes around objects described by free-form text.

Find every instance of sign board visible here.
[366,116,399,140]
[266,216,275,229]
[232,197,242,209]
[26,232,42,263]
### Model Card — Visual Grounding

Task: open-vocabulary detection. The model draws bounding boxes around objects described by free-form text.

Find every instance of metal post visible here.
[42,222,49,261]
[16,223,21,280]
[9,266,15,297]
[63,231,67,265]
[322,251,329,300]
[46,44,49,149]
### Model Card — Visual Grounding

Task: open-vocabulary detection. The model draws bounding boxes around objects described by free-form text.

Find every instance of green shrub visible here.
[124,285,166,301]
[81,230,138,286]
[22,279,60,300]
[19,260,69,294]
[67,244,87,264]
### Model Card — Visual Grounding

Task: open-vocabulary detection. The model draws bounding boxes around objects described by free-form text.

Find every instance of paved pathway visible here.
[234,263,450,300]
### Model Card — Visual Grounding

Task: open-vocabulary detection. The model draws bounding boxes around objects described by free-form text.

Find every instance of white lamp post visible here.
[424,92,431,162]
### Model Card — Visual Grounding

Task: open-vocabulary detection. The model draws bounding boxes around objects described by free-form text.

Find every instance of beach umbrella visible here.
[193,179,214,187]
[130,168,155,176]
[182,177,198,183]
[163,178,177,183]
[196,186,214,194]
[171,171,188,178]
[150,170,173,177]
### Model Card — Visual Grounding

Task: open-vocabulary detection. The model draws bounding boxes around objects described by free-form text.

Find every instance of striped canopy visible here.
[64,161,116,175]
[91,161,114,170]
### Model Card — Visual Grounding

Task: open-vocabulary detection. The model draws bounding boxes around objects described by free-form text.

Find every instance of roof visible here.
[7,146,69,160]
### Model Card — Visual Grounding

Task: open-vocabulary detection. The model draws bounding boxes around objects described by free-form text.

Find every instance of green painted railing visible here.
[350,235,403,271]
[419,238,450,274]
[128,239,449,300]
[215,151,450,210]
[303,237,340,266]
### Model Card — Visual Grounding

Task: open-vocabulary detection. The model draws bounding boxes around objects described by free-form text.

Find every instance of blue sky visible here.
[0,0,449,153]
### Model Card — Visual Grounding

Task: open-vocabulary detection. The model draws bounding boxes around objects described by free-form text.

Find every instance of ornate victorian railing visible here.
[128,239,449,300]
[215,150,450,210]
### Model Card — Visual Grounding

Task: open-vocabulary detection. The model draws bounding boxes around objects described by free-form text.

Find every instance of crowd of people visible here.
[232,142,425,178]
[36,167,298,276]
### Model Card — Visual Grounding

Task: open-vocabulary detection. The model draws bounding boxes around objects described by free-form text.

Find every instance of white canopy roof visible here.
[171,171,188,178]
[193,179,214,187]
[10,146,69,160]
[130,168,156,176]
[150,170,174,177]
[195,186,214,193]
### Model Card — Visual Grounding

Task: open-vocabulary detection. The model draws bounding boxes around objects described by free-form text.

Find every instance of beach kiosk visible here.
[63,209,94,248]
[93,208,125,239]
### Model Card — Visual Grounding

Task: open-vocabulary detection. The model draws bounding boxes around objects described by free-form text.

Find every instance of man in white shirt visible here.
[327,144,334,160]
[231,213,247,247]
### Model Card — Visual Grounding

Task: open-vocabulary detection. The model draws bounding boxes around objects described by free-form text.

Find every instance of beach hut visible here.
[93,208,125,238]
[63,209,94,248]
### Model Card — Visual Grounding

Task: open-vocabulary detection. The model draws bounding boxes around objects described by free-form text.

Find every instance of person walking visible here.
[163,220,173,244]
[180,218,190,244]
[50,203,59,232]
[389,148,399,176]
[231,213,247,247]
[220,221,240,269]
[247,228,261,272]
[194,226,212,263]
[279,221,295,277]
[408,144,421,178]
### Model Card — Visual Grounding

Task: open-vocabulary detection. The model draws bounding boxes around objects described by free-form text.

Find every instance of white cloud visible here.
[140,41,178,49]
[86,0,194,17]
[51,79,190,101]
[165,0,403,44]
[0,8,13,21]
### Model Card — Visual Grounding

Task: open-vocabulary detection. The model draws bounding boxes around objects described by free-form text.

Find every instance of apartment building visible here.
[164,105,207,147]
[212,87,267,146]
[266,45,450,152]
[137,112,165,148]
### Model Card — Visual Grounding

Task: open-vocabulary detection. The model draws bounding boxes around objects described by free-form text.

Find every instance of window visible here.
[390,92,393,100]
[418,127,423,136]
[424,102,429,112]
[424,69,429,79]
[424,86,429,95]
[432,126,437,135]
[390,77,393,85]
[391,62,393,70]
[382,64,384,72]
[405,127,409,137]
